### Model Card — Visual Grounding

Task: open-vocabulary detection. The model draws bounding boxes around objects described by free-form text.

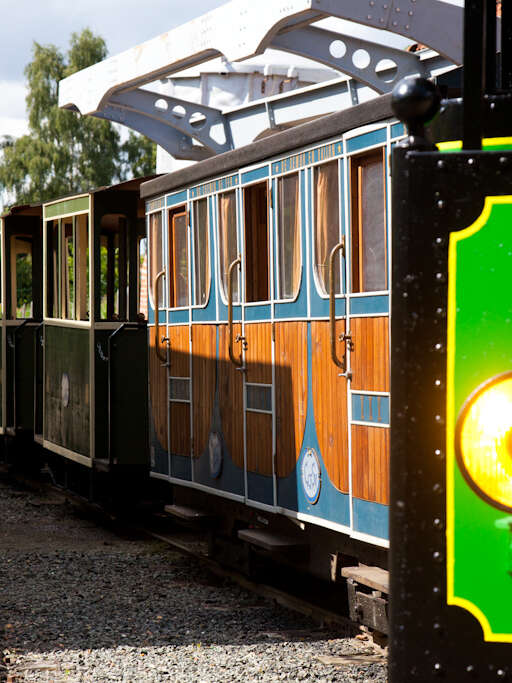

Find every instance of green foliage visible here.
[0,29,155,209]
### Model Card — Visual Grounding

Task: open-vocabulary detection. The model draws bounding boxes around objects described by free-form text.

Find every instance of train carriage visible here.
[0,203,43,457]
[141,96,402,576]
[38,179,150,497]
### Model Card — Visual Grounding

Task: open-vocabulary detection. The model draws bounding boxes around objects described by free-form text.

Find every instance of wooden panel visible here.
[170,402,191,456]
[246,411,273,476]
[311,320,349,493]
[351,425,389,504]
[149,325,168,451]
[192,324,216,458]
[275,321,307,478]
[350,316,389,392]
[169,325,190,377]
[245,322,272,384]
[218,324,244,468]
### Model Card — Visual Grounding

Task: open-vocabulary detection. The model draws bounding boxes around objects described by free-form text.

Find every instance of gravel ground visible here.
[0,475,387,682]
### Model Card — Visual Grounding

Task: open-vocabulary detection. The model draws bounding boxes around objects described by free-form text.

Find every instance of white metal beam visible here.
[59,0,464,117]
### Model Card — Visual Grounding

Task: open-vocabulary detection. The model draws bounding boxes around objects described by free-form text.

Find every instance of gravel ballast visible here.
[0,475,387,682]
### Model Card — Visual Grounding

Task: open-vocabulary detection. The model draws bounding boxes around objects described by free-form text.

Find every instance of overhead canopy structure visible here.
[59,0,466,161]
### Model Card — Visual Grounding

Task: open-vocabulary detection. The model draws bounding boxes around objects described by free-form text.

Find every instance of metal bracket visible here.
[108,88,234,156]
[271,25,427,94]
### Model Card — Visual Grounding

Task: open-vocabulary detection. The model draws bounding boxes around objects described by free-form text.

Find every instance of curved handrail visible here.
[329,239,345,370]
[154,269,168,363]
[227,255,243,368]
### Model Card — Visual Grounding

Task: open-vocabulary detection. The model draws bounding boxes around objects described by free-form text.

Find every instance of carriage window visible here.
[169,209,189,308]
[46,220,59,318]
[62,220,74,319]
[100,215,127,321]
[75,214,89,321]
[149,212,163,307]
[277,173,301,300]
[138,236,148,320]
[314,160,341,296]
[218,190,238,302]
[193,199,210,306]
[351,149,387,292]
[244,182,269,303]
[11,236,33,319]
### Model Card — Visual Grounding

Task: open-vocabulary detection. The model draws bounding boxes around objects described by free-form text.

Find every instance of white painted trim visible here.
[149,471,246,503]
[43,440,92,468]
[350,529,389,549]
[351,420,390,429]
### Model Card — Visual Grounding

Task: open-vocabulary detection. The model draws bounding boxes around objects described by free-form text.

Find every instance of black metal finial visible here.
[391,76,442,150]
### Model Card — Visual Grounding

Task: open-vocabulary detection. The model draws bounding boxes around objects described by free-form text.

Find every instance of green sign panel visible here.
[447,195,512,642]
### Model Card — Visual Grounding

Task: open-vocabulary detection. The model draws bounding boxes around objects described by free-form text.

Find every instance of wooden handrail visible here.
[227,255,243,367]
[329,239,346,370]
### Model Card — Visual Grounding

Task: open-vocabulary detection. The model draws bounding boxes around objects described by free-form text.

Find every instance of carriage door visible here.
[348,147,390,524]
[242,180,274,506]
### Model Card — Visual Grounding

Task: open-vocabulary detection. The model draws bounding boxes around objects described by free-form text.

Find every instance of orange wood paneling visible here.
[350,316,389,392]
[148,325,168,451]
[311,320,349,493]
[218,323,244,468]
[351,425,390,504]
[244,322,272,384]
[192,324,216,458]
[275,321,307,478]
[169,325,190,377]
[246,412,273,476]
[170,402,191,456]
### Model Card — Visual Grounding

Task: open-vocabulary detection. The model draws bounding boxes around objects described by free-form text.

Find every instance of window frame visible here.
[191,197,211,309]
[217,189,240,306]
[242,179,271,305]
[275,170,303,303]
[167,205,190,310]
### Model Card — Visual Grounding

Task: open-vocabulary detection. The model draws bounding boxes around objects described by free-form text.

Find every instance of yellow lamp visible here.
[456,372,512,512]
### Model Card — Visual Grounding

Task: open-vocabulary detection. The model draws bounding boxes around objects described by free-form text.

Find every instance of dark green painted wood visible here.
[44,325,90,456]
[44,196,89,220]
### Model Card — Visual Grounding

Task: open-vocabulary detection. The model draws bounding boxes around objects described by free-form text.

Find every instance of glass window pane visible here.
[193,199,210,306]
[149,212,163,307]
[75,214,89,321]
[63,220,74,319]
[218,191,238,302]
[171,212,189,308]
[13,237,33,319]
[138,236,148,320]
[314,160,341,295]
[351,151,387,293]
[46,220,59,318]
[277,173,301,300]
[244,182,269,303]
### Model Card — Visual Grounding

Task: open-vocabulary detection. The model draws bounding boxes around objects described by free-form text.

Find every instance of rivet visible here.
[395,6,400,11]
[437,160,444,169]
[380,17,385,23]
[435,379,442,387]
[393,20,398,25]
[433,518,443,529]
[405,24,410,29]
[468,158,475,165]
[434,449,444,460]
[433,585,440,594]
[409,9,414,15]
[497,671,506,679]
[500,156,508,165]
[466,665,475,674]
[367,14,372,18]
[433,483,442,494]
[437,200,444,209]
[435,342,443,351]
[433,620,441,630]
[434,662,443,674]
[433,551,443,562]
[435,272,444,280]
[435,237,443,244]
[370,1,375,5]
[383,3,388,8]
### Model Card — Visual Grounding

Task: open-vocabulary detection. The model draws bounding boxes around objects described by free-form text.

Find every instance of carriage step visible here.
[238,528,308,554]
[164,504,215,526]
[341,564,389,594]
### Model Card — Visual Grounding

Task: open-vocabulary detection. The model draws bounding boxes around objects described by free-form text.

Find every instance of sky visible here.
[0,0,226,138]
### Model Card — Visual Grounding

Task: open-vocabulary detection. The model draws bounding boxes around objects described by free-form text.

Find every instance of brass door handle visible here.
[154,269,168,363]
[329,239,346,371]
[228,255,243,368]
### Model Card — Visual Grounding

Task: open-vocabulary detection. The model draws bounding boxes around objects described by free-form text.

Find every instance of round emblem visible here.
[61,373,70,408]
[209,432,223,479]
[301,448,321,504]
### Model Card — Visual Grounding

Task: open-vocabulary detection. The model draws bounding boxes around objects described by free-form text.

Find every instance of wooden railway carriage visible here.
[38,179,150,495]
[141,96,398,576]
[0,204,43,449]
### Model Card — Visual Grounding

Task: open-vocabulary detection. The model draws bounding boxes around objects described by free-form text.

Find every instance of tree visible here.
[0,29,155,208]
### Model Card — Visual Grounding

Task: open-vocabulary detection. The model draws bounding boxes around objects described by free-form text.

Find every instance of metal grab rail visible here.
[227,255,243,368]
[329,239,346,371]
[154,269,168,363]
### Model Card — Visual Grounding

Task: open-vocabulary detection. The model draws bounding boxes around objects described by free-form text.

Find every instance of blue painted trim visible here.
[351,394,390,425]
[241,166,269,184]
[346,128,386,153]
[244,304,271,321]
[277,322,350,527]
[169,309,189,324]
[272,141,343,175]
[349,295,389,315]
[247,472,274,506]
[353,497,388,540]
[391,122,405,138]
[148,310,167,325]
[166,190,187,207]
[170,453,192,481]
[190,174,238,199]
[146,197,164,213]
